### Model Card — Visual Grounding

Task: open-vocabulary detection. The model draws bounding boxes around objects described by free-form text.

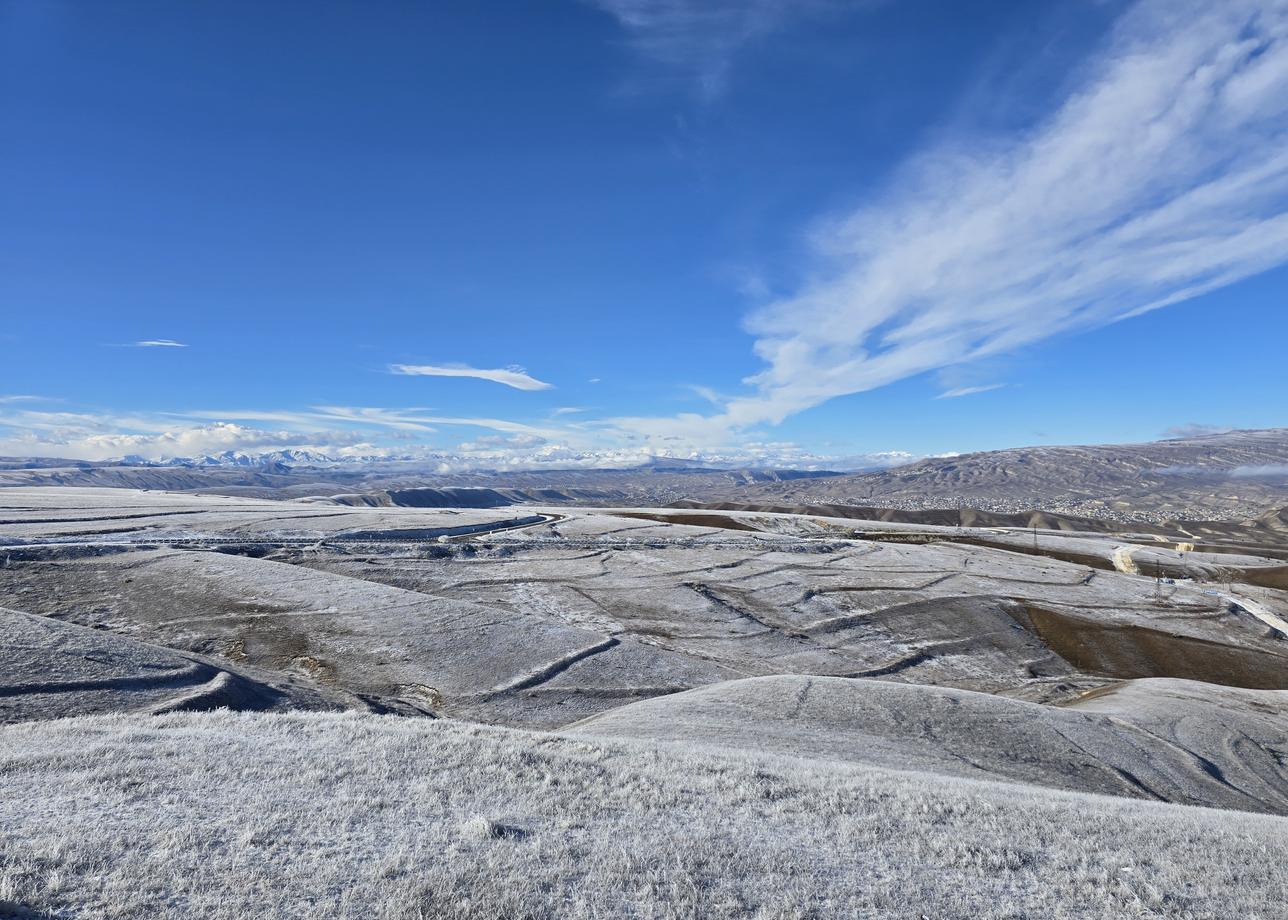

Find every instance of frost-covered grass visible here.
[2,711,1286,920]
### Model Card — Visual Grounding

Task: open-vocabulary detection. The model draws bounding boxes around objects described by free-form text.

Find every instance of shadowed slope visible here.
[0,607,345,723]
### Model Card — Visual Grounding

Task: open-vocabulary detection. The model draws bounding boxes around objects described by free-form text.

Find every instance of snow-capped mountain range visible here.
[120,448,722,471]
[110,448,858,474]
[121,449,352,469]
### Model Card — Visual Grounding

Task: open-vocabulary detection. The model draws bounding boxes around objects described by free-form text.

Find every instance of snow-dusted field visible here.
[0,485,527,542]
[2,487,1288,918]
[9,494,1287,725]
[3,710,1287,920]
[569,674,1288,814]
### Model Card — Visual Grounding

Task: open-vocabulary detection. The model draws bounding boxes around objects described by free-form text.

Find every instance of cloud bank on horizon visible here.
[0,392,929,470]
[0,402,914,471]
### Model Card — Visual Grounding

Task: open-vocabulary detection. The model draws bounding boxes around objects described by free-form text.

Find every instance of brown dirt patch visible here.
[611,512,761,532]
[1012,604,1288,689]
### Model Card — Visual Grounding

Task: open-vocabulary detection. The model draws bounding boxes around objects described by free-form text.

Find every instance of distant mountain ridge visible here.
[2,428,1286,521]
[0,451,848,508]
[121,449,367,470]
[107,449,845,478]
[732,428,1288,522]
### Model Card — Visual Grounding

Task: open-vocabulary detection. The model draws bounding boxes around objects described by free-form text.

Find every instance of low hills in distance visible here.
[738,427,1288,522]
[3,427,1287,523]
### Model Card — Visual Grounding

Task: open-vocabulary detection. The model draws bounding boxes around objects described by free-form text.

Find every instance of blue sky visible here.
[2,0,1286,468]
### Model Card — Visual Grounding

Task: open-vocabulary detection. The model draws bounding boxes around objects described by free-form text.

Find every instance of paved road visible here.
[1221,590,1288,638]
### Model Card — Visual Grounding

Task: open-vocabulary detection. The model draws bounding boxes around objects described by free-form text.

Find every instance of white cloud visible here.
[0,395,47,403]
[937,384,1005,399]
[458,433,548,451]
[1231,464,1288,478]
[128,340,187,348]
[180,406,567,441]
[306,406,441,433]
[589,0,840,99]
[689,385,730,406]
[0,409,174,435]
[389,363,553,391]
[177,409,348,432]
[0,400,919,471]
[312,407,563,440]
[629,0,1288,440]
[0,421,369,462]
[1158,462,1288,478]
[1162,423,1234,439]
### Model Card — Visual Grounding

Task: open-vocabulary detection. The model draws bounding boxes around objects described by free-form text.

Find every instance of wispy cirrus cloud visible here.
[180,406,563,440]
[937,384,1005,400]
[124,339,187,348]
[389,363,553,391]
[305,407,440,433]
[634,0,1288,441]
[588,0,840,99]
[315,407,563,440]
